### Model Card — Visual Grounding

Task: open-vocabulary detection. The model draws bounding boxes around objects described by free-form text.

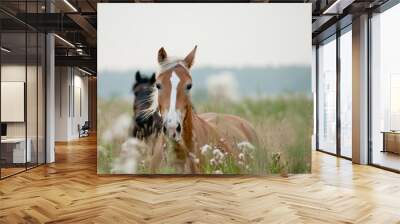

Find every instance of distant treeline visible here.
[98,65,311,100]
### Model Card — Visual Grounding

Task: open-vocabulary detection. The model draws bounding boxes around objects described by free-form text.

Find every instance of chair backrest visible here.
[82,121,90,129]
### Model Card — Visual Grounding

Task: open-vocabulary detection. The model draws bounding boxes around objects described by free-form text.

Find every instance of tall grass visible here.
[98,94,313,174]
[194,95,313,174]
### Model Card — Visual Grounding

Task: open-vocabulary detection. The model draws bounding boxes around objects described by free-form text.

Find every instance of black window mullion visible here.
[73,68,75,118]
[25,0,28,171]
[0,25,2,179]
[316,45,320,151]
[44,0,48,165]
[36,0,39,168]
[336,29,341,157]
[44,31,47,164]
[367,11,373,165]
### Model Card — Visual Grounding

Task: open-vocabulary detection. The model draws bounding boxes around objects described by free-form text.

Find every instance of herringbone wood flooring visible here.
[1,135,400,223]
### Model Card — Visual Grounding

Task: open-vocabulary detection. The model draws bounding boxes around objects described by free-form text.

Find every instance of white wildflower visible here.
[212,148,221,156]
[213,170,223,174]
[219,153,225,160]
[97,145,107,157]
[102,114,132,143]
[189,152,199,164]
[102,130,113,143]
[237,141,255,152]
[200,144,211,155]
[238,153,245,161]
[213,148,224,160]
[210,158,217,166]
[111,138,147,174]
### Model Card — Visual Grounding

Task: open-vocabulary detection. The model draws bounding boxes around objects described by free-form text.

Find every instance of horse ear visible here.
[135,71,142,83]
[184,45,197,69]
[158,47,168,64]
[150,73,156,85]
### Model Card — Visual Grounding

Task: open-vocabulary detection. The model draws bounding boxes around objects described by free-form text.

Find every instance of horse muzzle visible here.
[163,122,182,141]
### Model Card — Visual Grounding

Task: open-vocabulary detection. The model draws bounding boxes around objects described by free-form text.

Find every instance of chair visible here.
[79,121,90,138]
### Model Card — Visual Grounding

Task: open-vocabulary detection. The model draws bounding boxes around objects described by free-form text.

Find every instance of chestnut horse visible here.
[154,46,259,173]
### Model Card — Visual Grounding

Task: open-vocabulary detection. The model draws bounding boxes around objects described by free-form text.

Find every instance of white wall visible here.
[55,66,69,141]
[71,73,89,138]
[55,67,89,141]
[1,65,39,137]
[1,63,47,164]
[1,65,26,138]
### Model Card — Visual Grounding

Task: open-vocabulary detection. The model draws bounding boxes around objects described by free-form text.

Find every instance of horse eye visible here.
[186,83,192,90]
[156,83,162,90]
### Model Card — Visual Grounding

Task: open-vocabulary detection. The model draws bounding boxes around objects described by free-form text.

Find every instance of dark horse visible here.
[132,71,162,140]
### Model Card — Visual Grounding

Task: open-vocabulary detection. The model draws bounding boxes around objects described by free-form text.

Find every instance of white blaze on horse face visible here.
[169,71,179,114]
[165,71,181,140]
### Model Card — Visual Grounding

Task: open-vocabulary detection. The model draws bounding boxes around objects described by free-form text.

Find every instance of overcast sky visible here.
[98,3,311,72]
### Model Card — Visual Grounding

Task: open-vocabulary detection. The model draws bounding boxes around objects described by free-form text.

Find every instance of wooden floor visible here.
[372,150,400,171]
[1,135,400,223]
[1,167,26,178]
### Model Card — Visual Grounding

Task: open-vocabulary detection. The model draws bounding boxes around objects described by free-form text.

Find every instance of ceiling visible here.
[0,0,393,75]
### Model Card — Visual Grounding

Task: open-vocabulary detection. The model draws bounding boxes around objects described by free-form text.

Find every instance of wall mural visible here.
[97,3,312,175]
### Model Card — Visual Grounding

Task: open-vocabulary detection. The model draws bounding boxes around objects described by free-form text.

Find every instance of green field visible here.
[98,95,313,175]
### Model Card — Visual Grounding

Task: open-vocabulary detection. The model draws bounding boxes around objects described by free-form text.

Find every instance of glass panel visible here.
[38,32,45,165]
[340,29,352,158]
[371,4,400,171]
[318,37,337,154]
[27,31,38,169]
[312,45,317,151]
[0,1,46,178]
[1,31,27,177]
[26,0,39,169]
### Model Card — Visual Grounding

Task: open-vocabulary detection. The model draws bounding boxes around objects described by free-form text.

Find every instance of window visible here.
[317,36,337,154]
[339,28,352,158]
[371,3,400,171]
[0,2,46,179]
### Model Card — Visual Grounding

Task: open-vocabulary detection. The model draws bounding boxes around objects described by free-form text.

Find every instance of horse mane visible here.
[132,112,162,140]
[158,57,189,74]
[136,89,159,120]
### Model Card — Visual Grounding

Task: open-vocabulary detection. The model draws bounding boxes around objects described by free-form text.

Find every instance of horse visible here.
[154,46,259,173]
[131,71,165,171]
[132,71,162,139]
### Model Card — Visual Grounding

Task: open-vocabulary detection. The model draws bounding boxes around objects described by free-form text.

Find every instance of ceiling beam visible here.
[322,0,356,14]
[55,55,96,72]
[67,13,97,44]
